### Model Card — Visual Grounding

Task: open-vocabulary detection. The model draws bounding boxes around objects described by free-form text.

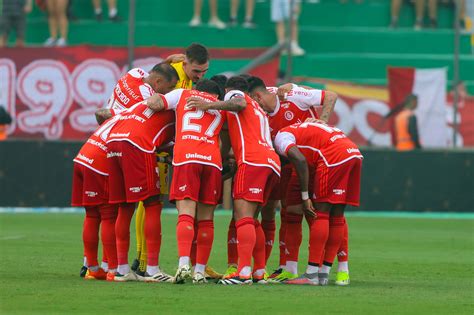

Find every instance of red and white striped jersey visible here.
[106,99,175,153]
[107,68,154,113]
[266,85,325,139]
[224,90,281,175]
[164,89,225,170]
[274,122,363,167]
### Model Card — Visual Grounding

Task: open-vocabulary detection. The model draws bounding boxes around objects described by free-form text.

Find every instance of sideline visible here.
[0,207,473,219]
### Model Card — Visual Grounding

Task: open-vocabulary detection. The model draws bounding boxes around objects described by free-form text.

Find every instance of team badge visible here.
[284,111,294,121]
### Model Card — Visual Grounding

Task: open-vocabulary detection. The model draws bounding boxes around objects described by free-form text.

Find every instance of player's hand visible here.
[302,199,316,218]
[185,97,210,111]
[164,53,185,64]
[304,117,327,124]
[277,83,293,100]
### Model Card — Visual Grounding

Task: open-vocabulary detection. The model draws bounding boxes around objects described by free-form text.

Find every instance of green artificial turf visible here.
[0,213,473,314]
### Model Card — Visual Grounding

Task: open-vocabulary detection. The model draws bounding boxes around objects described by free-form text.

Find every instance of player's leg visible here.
[174,198,197,283]
[261,200,278,265]
[252,208,267,283]
[132,202,145,273]
[193,203,216,283]
[335,221,350,285]
[415,0,425,29]
[190,0,203,26]
[142,195,171,282]
[319,204,346,286]
[83,206,105,280]
[390,0,403,27]
[99,204,118,281]
[225,213,238,276]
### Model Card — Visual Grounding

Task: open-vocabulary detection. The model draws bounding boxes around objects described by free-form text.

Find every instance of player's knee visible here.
[99,204,118,221]
[85,206,100,219]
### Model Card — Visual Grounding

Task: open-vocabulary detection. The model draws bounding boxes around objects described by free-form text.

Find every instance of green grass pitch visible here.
[0,212,473,314]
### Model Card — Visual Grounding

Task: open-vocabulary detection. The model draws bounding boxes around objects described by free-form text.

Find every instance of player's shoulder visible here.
[128,68,149,79]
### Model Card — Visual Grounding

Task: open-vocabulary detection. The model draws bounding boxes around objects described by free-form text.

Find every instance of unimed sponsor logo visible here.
[107,151,122,158]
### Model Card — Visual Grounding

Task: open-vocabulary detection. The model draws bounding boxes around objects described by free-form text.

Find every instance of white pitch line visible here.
[0,235,25,241]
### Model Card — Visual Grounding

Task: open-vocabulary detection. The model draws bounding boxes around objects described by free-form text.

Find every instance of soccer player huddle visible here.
[71,43,363,286]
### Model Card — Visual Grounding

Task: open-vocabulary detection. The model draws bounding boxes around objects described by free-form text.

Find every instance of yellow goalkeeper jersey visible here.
[171,62,193,90]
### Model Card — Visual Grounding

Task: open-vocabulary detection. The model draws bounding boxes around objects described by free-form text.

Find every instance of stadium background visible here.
[0,0,473,314]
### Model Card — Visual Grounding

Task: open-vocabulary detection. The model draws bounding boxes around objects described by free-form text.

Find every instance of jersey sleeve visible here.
[139,84,154,100]
[163,89,184,110]
[224,90,245,101]
[274,131,297,156]
[287,85,325,109]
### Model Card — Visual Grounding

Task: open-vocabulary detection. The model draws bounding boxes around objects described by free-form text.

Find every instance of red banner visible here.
[296,77,474,147]
[0,46,278,140]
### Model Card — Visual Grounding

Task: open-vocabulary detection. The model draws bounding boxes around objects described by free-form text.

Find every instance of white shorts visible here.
[271,0,300,22]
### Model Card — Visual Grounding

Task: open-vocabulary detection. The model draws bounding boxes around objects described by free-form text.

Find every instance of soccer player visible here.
[150,79,225,284]
[95,63,178,277]
[245,76,338,282]
[274,121,363,285]
[170,43,209,89]
[186,76,281,285]
[106,91,177,282]
[72,116,122,281]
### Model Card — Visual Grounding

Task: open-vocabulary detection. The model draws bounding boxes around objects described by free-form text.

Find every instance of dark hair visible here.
[185,43,209,65]
[195,79,222,98]
[238,73,252,81]
[151,63,179,82]
[247,76,267,93]
[225,76,249,93]
[210,75,227,100]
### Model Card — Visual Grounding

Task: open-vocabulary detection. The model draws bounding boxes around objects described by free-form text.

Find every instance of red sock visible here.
[99,204,118,270]
[227,219,238,265]
[83,206,100,267]
[236,217,256,274]
[196,220,214,265]
[308,211,330,265]
[176,214,195,258]
[261,219,276,264]
[115,203,135,266]
[190,221,198,266]
[337,218,349,262]
[253,220,266,271]
[323,215,346,264]
[144,200,162,267]
[278,207,287,267]
[285,213,303,263]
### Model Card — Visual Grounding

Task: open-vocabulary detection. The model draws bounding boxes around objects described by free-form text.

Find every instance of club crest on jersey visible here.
[284,111,294,121]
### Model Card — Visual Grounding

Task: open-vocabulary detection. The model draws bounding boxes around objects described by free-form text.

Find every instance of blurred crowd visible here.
[0,0,472,48]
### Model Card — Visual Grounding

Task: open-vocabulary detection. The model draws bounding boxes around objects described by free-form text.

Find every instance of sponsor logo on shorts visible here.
[85,191,98,197]
[347,148,360,154]
[333,189,346,195]
[249,188,263,194]
[284,110,294,121]
[179,184,187,192]
[107,151,122,158]
[129,186,143,193]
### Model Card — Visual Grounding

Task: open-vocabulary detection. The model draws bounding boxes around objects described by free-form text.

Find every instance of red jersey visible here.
[266,85,324,139]
[73,115,122,176]
[164,89,225,170]
[106,100,175,153]
[107,68,154,113]
[224,90,281,175]
[274,122,363,167]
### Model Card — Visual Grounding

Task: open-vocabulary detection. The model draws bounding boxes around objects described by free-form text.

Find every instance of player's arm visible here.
[147,89,183,112]
[275,131,315,216]
[319,90,337,123]
[287,147,316,217]
[95,108,113,125]
[186,90,247,112]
